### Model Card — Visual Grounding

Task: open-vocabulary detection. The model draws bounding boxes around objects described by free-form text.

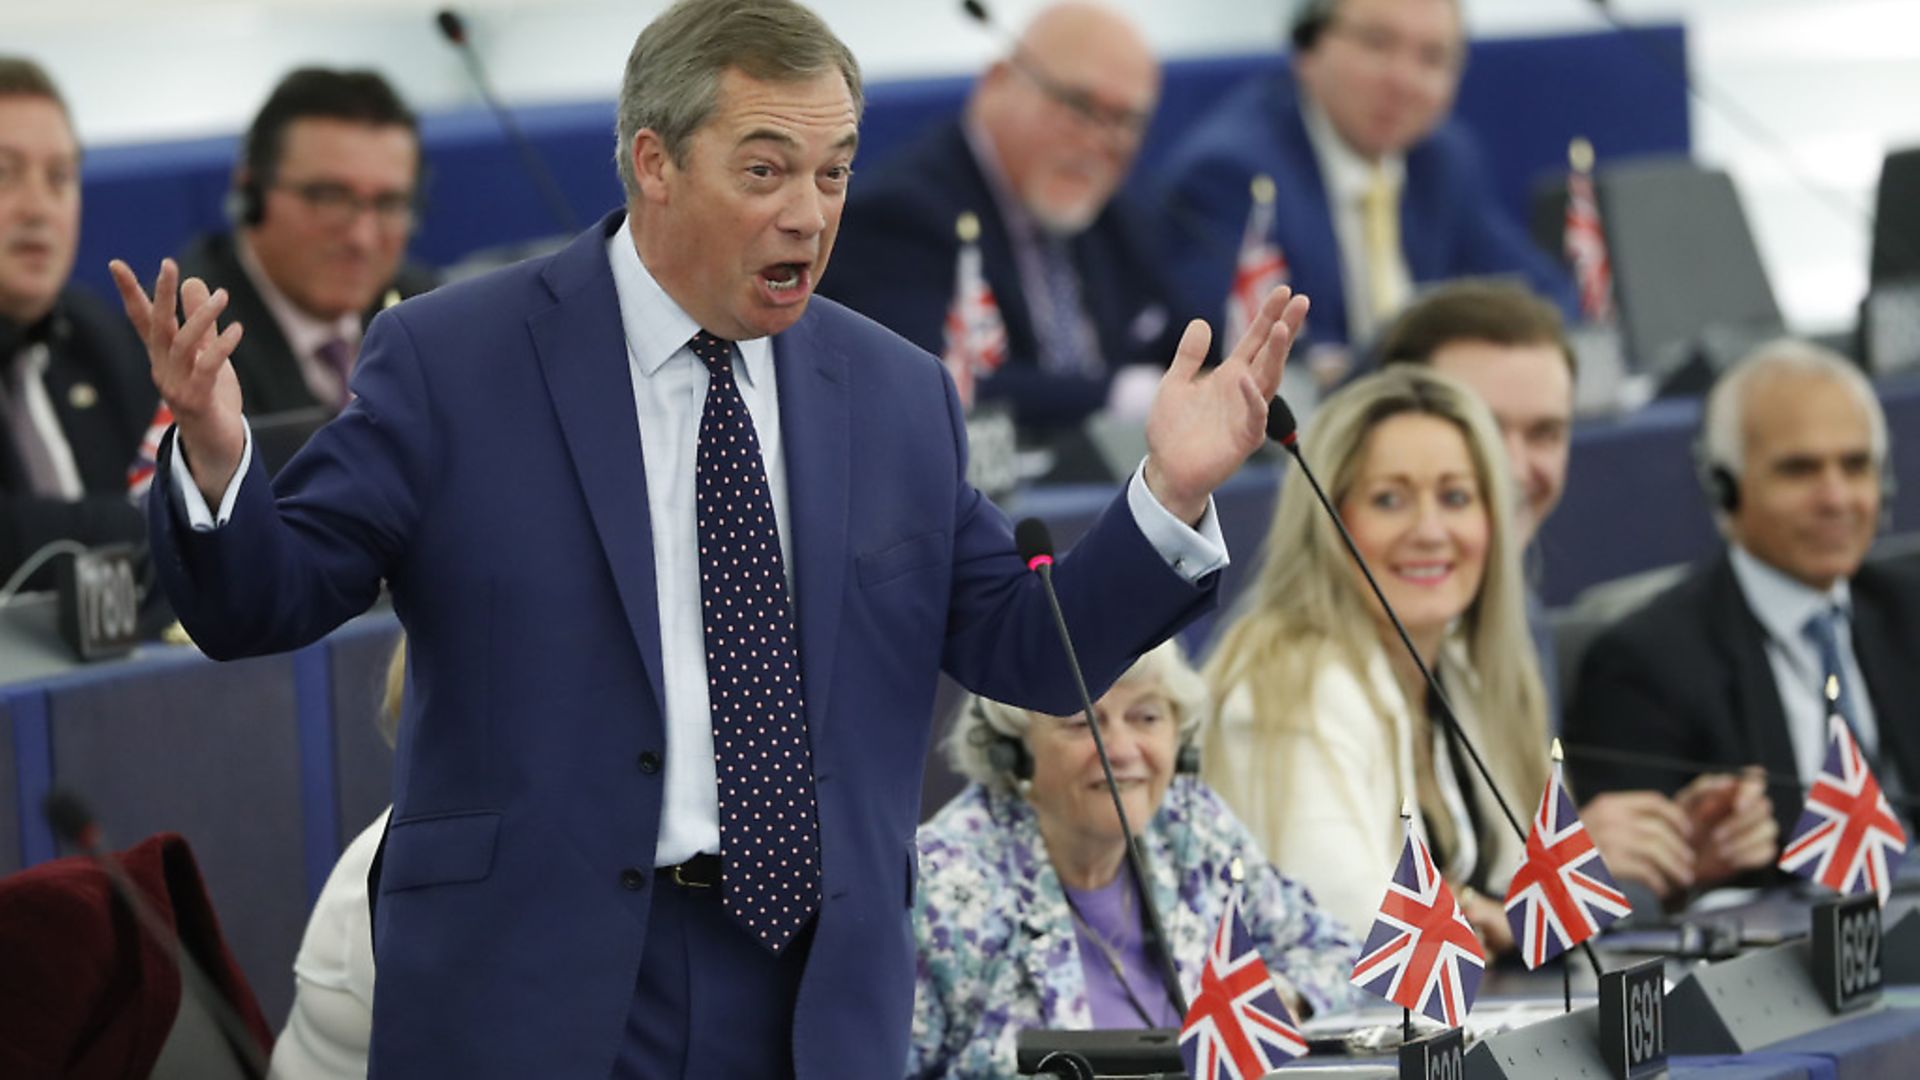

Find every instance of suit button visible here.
[620,868,647,891]
[637,751,661,775]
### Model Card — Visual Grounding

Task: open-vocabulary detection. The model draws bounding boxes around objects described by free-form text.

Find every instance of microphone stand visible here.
[1019,520,1190,1019]
[1266,402,1605,981]
[435,8,580,233]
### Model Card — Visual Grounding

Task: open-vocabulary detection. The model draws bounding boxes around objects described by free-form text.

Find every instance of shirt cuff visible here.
[169,420,254,532]
[1124,460,1228,583]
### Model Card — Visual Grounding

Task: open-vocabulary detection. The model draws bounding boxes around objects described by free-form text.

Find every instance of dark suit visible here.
[820,120,1192,430]
[0,287,156,581]
[147,211,1214,1077]
[175,232,436,416]
[1154,73,1576,348]
[1566,552,1920,844]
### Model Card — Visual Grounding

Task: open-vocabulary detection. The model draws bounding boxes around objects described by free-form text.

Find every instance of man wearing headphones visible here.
[1568,340,1920,877]
[1154,0,1573,353]
[177,68,435,416]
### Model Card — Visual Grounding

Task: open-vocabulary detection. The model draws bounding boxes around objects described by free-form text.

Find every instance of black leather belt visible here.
[659,852,721,890]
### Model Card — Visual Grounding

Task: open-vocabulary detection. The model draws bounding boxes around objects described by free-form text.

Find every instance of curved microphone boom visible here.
[1016,518,1190,1018]
[1264,399,1605,977]
[435,8,580,233]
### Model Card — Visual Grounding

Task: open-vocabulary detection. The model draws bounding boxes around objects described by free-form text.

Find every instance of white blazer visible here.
[1212,638,1523,939]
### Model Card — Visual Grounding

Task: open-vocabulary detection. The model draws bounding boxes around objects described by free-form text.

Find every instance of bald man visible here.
[820,1,1197,433]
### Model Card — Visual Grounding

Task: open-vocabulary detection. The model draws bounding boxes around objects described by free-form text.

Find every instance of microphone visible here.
[1015,518,1189,1018]
[1560,742,1920,815]
[43,790,273,1079]
[1264,400,1605,976]
[434,7,580,233]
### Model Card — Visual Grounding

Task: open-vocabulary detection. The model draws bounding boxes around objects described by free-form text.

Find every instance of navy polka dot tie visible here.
[690,331,822,953]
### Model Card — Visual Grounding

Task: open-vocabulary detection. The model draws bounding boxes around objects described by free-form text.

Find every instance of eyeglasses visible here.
[273,180,416,230]
[1011,53,1152,142]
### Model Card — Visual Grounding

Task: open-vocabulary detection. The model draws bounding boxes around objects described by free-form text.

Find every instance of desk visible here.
[0,604,400,1025]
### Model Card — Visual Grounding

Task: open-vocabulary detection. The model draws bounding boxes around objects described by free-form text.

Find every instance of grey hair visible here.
[943,639,1210,790]
[1700,338,1888,481]
[613,0,864,200]
[1697,340,1889,538]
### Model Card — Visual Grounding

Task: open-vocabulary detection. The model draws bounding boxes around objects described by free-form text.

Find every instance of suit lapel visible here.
[528,219,668,720]
[773,312,850,743]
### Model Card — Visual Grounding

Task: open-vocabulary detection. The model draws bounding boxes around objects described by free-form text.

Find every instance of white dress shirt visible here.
[236,235,362,406]
[1728,544,1881,783]
[174,213,1228,865]
[1300,99,1411,346]
[3,340,85,499]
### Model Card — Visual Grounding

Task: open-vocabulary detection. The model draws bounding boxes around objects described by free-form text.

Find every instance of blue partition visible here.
[44,651,306,1025]
[68,25,1688,302]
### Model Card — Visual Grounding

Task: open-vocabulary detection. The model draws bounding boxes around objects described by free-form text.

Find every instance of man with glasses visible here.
[178,68,435,415]
[1157,0,1573,352]
[821,1,1194,434]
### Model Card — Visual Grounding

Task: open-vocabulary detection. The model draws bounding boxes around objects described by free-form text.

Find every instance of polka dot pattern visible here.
[690,330,822,954]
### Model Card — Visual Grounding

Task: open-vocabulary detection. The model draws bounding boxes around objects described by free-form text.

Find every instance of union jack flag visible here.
[1350,821,1484,1026]
[1565,162,1614,323]
[940,212,1006,410]
[1224,174,1288,353]
[1778,715,1909,905]
[126,401,175,500]
[1179,888,1306,1080]
[1502,758,1631,969]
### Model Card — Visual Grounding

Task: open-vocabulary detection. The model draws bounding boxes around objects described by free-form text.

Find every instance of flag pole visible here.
[1546,741,1609,983]
[1399,800,1415,1044]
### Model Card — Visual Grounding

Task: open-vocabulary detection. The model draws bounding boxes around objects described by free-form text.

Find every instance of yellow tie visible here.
[1361,165,1403,324]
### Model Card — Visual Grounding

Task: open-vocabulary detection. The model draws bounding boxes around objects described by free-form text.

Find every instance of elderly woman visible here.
[908,641,1355,1080]
[1205,367,1549,950]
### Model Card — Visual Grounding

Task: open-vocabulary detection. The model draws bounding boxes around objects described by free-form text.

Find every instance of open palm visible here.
[1143,285,1309,523]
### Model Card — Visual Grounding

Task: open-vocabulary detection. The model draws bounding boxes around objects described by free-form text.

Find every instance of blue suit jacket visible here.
[147,211,1216,1078]
[820,120,1194,430]
[1154,73,1576,348]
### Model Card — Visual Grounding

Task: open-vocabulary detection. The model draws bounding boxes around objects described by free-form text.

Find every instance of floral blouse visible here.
[908,777,1359,1080]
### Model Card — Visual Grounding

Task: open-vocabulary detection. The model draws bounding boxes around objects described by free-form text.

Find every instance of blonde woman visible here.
[1204,367,1548,950]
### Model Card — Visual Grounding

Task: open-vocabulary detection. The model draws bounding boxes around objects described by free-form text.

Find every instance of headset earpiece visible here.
[227,175,266,228]
[1175,739,1202,776]
[1707,464,1740,514]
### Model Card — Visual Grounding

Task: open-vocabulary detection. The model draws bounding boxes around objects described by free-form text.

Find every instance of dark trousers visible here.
[611,874,815,1080]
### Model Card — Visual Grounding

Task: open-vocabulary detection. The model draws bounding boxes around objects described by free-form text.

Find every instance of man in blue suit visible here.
[821,2,1191,432]
[1157,0,1573,352]
[111,1,1308,1077]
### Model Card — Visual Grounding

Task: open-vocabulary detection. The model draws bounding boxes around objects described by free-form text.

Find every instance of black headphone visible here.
[974,699,1203,781]
[1289,0,1341,51]
[228,176,268,228]
[1693,435,1899,526]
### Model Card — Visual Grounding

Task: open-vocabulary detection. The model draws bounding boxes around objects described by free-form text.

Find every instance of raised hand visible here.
[109,258,246,503]
[1143,285,1309,524]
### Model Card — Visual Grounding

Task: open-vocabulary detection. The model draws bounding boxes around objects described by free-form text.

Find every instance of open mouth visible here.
[758,262,812,302]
